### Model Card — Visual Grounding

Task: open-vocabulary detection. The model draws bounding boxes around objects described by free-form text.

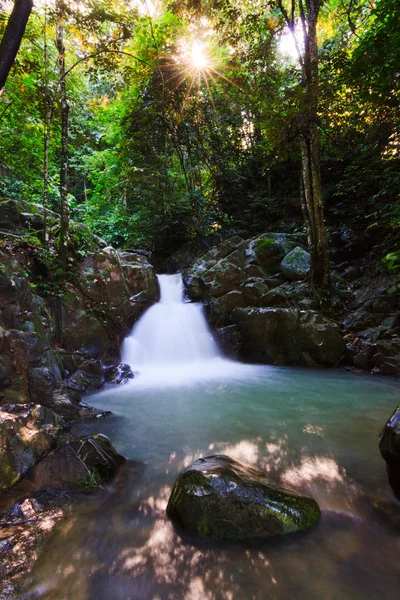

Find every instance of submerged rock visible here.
[167,455,320,540]
[379,406,400,498]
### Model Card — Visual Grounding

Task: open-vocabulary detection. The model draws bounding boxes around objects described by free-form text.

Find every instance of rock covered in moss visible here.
[167,454,320,540]
[280,246,311,281]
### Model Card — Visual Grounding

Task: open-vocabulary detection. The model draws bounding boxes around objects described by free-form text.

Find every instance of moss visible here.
[197,517,210,537]
[255,237,274,251]
[0,453,17,490]
[69,470,103,490]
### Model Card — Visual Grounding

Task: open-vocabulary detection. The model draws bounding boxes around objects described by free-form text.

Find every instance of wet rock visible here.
[27,364,79,420]
[64,359,103,394]
[0,405,62,491]
[216,325,242,356]
[245,233,304,275]
[233,307,345,367]
[26,434,125,489]
[103,363,134,385]
[371,338,400,376]
[344,311,391,332]
[208,291,247,326]
[167,454,320,540]
[61,248,157,356]
[60,285,113,357]
[184,237,247,300]
[243,278,270,305]
[248,236,287,274]
[53,349,84,378]
[358,327,387,343]
[280,247,311,281]
[379,406,400,498]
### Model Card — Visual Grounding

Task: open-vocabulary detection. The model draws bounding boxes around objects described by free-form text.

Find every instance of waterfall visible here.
[122,274,232,386]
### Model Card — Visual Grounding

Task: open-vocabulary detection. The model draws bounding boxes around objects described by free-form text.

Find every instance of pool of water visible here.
[24,364,400,599]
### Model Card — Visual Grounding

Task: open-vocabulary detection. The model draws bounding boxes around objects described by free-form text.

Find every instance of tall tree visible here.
[55,7,69,268]
[277,0,330,290]
[0,0,33,91]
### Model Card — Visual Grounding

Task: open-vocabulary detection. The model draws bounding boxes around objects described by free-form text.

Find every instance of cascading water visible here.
[122,273,240,386]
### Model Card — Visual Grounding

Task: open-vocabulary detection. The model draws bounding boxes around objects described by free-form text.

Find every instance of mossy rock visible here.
[280,246,311,281]
[167,455,320,540]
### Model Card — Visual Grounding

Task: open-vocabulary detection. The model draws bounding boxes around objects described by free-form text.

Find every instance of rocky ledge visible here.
[181,233,399,373]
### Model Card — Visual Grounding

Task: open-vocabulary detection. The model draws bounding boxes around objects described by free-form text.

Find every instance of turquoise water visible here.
[25,366,400,599]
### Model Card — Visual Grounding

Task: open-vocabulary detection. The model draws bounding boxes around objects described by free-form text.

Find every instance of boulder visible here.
[245,232,305,274]
[167,455,320,540]
[280,247,311,281]
[0,405,62,491]
[61,248,157,355]
[379,406,400,498]
[248,237,286,274]
[233,307,345,367]
[184,237,246,300]
[26,434,125,489]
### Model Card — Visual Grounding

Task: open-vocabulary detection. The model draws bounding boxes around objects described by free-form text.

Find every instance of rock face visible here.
[25,434,125,489]
[63,247,157,356]
[0,405,62,491]
[0,197,157,495]
[379,406,400,498]
[167,455,320,540]
[233,307,346,366]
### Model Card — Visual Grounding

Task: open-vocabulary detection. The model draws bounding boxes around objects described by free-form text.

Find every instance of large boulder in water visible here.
[232,307,345,367]
[379,406,400,498]
[167,455,320,540]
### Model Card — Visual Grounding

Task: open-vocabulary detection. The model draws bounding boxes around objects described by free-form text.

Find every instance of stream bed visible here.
[24,365,400,600]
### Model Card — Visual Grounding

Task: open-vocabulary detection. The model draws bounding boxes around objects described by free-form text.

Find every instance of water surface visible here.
[25,366,400,600]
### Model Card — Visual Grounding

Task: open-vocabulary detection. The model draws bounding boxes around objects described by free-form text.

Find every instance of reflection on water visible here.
[23,366,400,600]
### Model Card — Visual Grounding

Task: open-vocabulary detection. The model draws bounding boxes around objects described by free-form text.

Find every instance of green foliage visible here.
[0,0,398,265]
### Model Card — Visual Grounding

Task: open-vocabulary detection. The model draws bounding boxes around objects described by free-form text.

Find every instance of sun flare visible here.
[191,41,208,70]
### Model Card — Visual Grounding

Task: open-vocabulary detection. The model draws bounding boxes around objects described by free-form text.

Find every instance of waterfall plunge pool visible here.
[23,276,400,599]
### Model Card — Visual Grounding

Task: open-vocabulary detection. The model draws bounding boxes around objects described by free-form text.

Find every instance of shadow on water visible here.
[22,388,400,600]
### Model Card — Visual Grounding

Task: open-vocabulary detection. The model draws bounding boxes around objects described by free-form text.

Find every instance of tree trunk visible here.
[55,20,69,268]
[299,0,330,290]
[0,0,33,92]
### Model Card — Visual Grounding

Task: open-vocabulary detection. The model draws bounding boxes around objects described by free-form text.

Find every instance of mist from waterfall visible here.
[121,274,255,387]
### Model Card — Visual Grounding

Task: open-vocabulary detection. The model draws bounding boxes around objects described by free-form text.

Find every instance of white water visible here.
[121,274,249,387]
